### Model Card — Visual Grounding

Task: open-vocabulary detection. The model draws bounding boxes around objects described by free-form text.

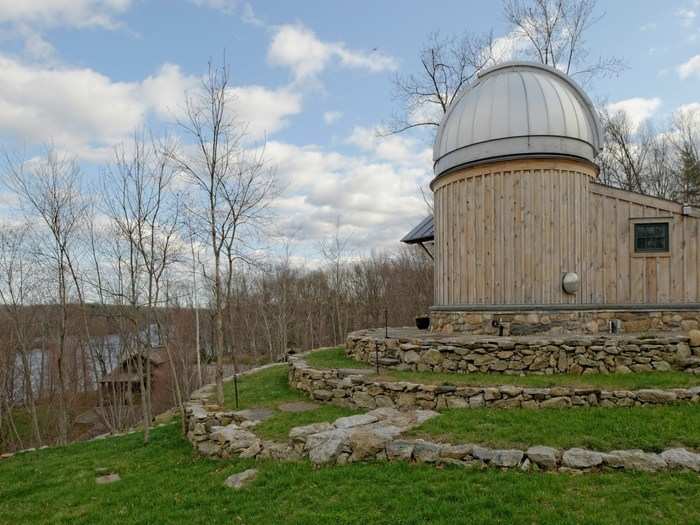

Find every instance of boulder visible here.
[306,429,351,465]
[334,414,379,429]
[349,427,393,461]
[414,410,441,425]
[413,441,442,463]
[289,422,333,443]
[386,440,415,461]
[539,397,571,409]
[224,469,257,489]
[635,389,677,403]
[421,349,443,366]
[604,450,667,472]
[562,448,603,469]
[660,448,700,472]
[526,446,560,469]
[472,445,495,462]
[491,449,524,468]
[439,444,474,460]
[689,329,700,347]
[403,350,420,364]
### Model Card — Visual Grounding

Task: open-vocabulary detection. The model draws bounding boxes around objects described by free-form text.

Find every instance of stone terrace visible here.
[346,328,700,376]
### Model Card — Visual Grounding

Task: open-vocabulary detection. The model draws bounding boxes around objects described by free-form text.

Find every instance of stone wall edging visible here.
[287,355,700,410]
[430,309,700,336]
[346,330,700,376]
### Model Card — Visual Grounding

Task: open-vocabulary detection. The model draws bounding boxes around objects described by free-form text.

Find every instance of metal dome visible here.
[433,61,603,178]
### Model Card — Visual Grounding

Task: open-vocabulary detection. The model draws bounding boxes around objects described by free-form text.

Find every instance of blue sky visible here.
[0,0,699,263]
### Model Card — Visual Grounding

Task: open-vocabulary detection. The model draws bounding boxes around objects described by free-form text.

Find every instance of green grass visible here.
[305,347,700,390]
[221,363,357,441]
[2,423,700,524]
[411,405,700,452]
[305,346,370,369]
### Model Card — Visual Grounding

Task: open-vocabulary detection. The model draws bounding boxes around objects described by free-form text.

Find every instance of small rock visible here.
[224,469,257,489]
[562,448,603,469]
[96,473,121,485]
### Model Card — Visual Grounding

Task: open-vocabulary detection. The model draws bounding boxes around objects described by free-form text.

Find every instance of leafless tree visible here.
[503,0,624,84]
[670,109,700,205]
[169,59,275,406]
[0,226,42,446]
[3,148,86,445]
[389,31,496,134]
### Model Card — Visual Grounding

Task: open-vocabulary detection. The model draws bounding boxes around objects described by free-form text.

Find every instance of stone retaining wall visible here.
[287,356,700,410]
[430,308,700,336]
[346,329,700,376]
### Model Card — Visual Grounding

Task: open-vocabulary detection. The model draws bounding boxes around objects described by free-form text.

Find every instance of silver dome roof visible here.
[433,61,602,178]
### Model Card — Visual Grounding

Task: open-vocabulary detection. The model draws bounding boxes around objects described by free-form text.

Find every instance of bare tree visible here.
[0,226,42,447]
[670,109,700,205]
[169,59,275,406]
[390,31,496,134]
[503,0,623,83]
[4,148,85,445]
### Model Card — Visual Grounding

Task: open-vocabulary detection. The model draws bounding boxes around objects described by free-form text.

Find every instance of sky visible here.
[0,0,699,265]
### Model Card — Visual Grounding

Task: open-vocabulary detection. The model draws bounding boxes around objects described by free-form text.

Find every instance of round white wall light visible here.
[562,272,579,295]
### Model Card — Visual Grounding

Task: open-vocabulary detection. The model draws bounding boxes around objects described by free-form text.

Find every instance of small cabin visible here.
[404,62,700,335]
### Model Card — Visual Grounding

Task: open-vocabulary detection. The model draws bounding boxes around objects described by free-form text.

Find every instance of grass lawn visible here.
[221,363,358,441]
[411,405,700,451]
[2,423,700,525]
[306,348,700,390]
[305,347,371,369]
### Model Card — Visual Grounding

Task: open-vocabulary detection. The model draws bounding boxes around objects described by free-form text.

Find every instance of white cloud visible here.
[607,97,662,131]
[0,54,301,160]
[677,7,697,27]
[678,54,700,79]
[490,31,529,64]
[230,85,301,140]
[0,0,133,29]
[267,24,397,82]
[323,111,342,125]
[261,131,432,252]
[347,126,432,167]
[187,0,263,25]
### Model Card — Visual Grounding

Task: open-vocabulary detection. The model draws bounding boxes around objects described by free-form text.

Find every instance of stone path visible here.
[188,403,700,475]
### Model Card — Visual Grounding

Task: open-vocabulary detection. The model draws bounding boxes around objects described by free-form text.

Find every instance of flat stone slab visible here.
[96,473,121,485]
[233,408,275,422]
[224,469,257,489]
[278,401,319,413]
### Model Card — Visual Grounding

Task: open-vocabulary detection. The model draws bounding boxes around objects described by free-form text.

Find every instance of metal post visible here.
[385,308,388,339]
[233,373,239,409]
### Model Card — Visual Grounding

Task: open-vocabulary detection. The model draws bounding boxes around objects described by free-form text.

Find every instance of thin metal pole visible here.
[233,373,239,409]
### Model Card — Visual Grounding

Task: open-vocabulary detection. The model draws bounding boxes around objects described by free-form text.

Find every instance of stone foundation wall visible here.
[346,330,700,376]
[430,308,700,336]
[288,356,700,411]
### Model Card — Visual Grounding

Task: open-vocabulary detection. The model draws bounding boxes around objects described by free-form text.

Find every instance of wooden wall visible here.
[432,158,700,306]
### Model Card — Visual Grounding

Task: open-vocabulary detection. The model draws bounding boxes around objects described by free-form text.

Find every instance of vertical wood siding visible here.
[432,159,700,306]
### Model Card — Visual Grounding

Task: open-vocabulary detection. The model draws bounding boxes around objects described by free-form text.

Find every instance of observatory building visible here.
[403,62,700,335]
